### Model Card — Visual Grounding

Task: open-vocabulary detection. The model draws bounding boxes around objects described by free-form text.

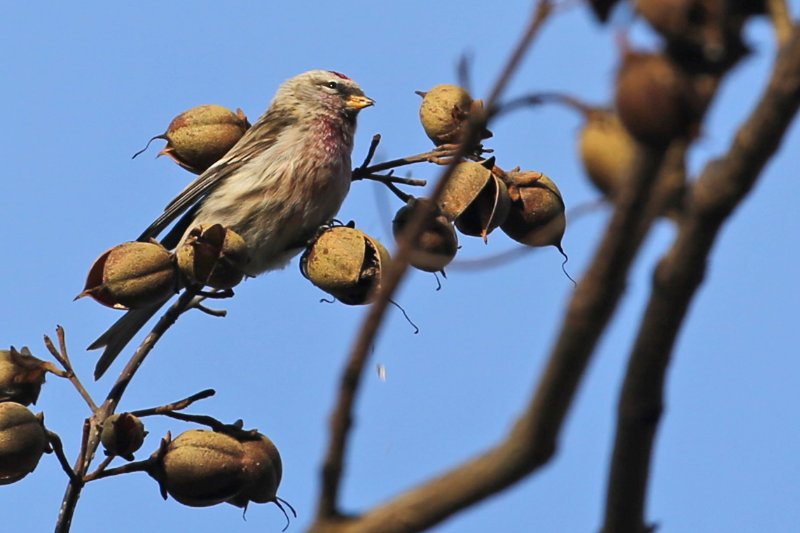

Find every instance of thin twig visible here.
[83,456,156,482]
[315,0,555,522]
[55,290,198,533]
[358,173,428,187]
[86,455,114,480]
[602,27,800,533]
[43,328,98,412]
[46,430,81,485]
[351,144,466,180]
[131,389,216,418]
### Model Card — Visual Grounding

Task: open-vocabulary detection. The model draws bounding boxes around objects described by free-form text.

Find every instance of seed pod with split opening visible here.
[176,224,249,289]
[301,226,390,305]
[227,433,282,508]
[501,171,566,249]
[0,402,47,485]
[417,85,492,146]
[392,198,458,273]
[0,348,46,406]
[158,429,246,507]
[615,51,694,146]
[578,110,636,196]
[101,413,147,461]
[137,105,251,174]
[438,160,510,242]
[78,241,178,309]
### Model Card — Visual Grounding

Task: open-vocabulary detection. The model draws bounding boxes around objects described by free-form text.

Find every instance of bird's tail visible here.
[89,300,167,380]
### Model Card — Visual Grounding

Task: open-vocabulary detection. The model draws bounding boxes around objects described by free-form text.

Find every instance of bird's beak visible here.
[345,94,375,111]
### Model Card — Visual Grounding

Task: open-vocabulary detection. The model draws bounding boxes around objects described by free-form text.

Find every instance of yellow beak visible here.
[345,94,375,111]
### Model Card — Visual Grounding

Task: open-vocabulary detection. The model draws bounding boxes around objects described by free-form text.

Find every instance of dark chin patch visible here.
[329,71,351,80]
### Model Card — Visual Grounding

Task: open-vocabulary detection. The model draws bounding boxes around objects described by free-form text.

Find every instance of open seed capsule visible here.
[301,226,390,305]
[392,198,458,272]
[501,171,566,248]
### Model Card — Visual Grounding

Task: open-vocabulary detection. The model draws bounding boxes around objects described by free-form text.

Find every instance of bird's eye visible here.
[325,81,339,90]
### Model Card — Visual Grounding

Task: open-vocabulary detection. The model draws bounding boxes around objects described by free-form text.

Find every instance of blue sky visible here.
[1,2,798,532]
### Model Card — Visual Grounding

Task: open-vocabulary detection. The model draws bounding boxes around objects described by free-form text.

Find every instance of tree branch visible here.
[602,27,800,533]
[314,0,558,524]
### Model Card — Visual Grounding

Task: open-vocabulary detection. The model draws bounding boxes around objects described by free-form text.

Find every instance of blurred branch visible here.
[315,0,557,524]
[768,0,793,47]
[602,27,800,533]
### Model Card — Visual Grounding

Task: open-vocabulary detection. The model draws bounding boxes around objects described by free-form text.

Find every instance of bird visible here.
[89,69,374,379]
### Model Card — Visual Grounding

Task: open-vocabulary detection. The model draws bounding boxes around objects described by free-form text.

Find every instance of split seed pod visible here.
[392,198,458,273]
[78,241,178,309]
[0,348,46,406]
[438,160,510,242]
[101,413,147,460]
[136,105,251,174]
[159,429,247,507]
[301,226,390,305]
[417,84,492,146]
[578,109,636,196]
[227,433,282,508]
[615,51,694,146]
[176,224,249,289]
[501,171,566,249]
[0,402,47,485]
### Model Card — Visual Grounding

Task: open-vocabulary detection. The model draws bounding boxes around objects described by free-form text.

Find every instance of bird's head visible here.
[276,70,374,123]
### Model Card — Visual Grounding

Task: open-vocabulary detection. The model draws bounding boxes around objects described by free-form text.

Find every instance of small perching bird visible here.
[90,70,374,379]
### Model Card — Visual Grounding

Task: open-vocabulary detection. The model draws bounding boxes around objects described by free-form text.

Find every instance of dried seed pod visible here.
[0,402,47,485]
[227,433,282,507]
[417,85,492,146]
[0,348,46,406]
[78,241,178,309]
[159,429,246,507]
[301,226,390,305]
[137,105,251,174]
[176,224,249,289]
[501,171,566,248]
[101,413,146,460]
[438,161,510,242]
[636,0,749,66]
[392,198,458,273]
[578,110,636,196]
[615,52,694,146]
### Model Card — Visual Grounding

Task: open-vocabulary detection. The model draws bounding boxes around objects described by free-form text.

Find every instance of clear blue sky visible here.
[2,2,798,532]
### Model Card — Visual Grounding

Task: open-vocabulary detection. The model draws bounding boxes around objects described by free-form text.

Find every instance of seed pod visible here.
[392,198,458,273]
[615,52,693,146]
[0,402,47,485]
[137,105,251,174]
[227,433,282,507]
[438,161,510,242]
[417,85,492,146]
[636,0,744,65]
[176,224,249,289]
[78,241,178,309]
[501,171,566,248]
[159,429,246,507]
[301,226,390,305]
[0,348,46,406]
[578,110,636,196]
[101,413,146,460]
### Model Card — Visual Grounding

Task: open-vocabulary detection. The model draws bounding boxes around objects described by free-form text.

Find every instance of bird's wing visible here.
[137,107,298,242]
